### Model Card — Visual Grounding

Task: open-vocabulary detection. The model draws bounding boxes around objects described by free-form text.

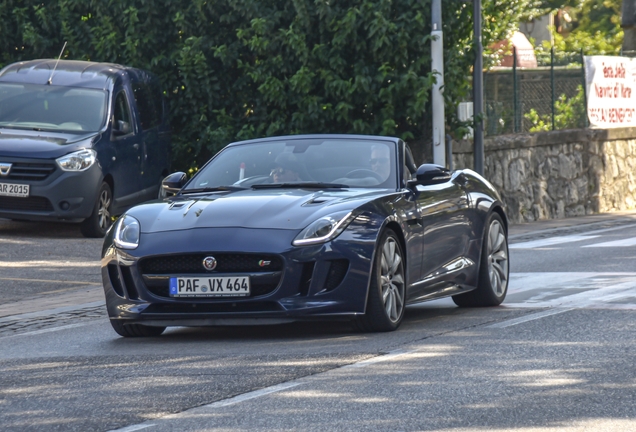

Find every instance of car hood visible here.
[129,188,392,233]
[0,129,98,158]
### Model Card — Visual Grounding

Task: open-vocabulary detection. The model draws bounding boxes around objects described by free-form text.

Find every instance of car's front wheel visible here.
[452,212,509,307]
[110,320,166,337]
[356,229,406,332]
[80,182,112,238]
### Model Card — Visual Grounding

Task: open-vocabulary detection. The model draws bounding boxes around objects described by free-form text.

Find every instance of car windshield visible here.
[0,83,107,133]
[185,138,398,190]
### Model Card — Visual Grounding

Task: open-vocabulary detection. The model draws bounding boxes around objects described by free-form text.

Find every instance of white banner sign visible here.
[584,55,636,128]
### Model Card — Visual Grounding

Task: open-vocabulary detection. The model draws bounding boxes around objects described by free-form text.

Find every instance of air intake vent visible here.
[323,259,349,291]
[5,162,56,181]
[0,196,54,211]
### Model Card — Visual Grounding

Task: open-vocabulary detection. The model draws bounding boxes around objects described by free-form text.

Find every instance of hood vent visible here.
[303,197,330,206]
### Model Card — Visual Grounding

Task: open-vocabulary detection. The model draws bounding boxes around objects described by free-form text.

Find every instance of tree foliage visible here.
[1,0,526,169]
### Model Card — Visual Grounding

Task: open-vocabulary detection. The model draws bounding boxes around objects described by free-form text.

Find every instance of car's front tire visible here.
[452,212,509,307]
[110,320,166,337]
[356,229,406,332]
[80,182,113,238]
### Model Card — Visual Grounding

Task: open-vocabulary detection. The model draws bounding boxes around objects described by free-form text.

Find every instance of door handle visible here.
[133,143,139,150]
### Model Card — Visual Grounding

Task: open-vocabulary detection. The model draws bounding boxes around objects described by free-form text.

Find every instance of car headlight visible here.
[293,211,355,246]
[113,215,141,249]
[56,149,97,171]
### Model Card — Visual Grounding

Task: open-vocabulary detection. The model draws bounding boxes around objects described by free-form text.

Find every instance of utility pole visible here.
[622,0,636,56]
[431,0,446,167]
[473,0,484,175]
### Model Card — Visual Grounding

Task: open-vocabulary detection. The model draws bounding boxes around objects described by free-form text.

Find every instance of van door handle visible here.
[133,143,139,150]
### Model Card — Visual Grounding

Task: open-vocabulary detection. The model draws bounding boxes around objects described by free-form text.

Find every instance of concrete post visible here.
[431,0,446,167]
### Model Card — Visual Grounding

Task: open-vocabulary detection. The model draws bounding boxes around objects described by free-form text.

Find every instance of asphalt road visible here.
[1,214,636,431]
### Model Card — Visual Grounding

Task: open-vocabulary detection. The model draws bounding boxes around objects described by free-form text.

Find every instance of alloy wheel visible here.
[380,237,405,323]
[487,219,508,297]
[97,189,112,231]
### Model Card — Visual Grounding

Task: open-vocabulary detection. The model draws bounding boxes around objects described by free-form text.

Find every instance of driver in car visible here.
[271,153,302,183]
[369,145,391,182]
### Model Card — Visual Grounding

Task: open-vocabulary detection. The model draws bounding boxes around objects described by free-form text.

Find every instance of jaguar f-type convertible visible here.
[101,134,509,337]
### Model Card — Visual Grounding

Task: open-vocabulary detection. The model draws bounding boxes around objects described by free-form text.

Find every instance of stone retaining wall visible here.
[452,128,636,224]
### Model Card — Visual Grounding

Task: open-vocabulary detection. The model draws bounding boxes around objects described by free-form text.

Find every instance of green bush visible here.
[1,0,524,170]
[524,85,586,132]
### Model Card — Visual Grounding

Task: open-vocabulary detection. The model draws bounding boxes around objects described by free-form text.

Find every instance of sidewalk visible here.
[3,210,636,321]
[0,285,104,320]
[509,209,636,238]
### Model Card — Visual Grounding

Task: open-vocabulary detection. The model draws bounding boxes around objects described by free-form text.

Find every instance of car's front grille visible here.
[137,253,284,299]
[138,253,283,274]
[0,196,54,211]
[4,162,56,181]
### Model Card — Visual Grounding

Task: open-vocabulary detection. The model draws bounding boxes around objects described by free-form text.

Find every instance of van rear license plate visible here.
[0,183,29,198]
[169,276,250,297]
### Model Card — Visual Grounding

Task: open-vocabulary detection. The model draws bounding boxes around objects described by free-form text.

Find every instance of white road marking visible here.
[509,235,600,249]
[201,382,303,409]
[489,308,575,328]
[108,425,156,432]
[582,236,636,248]
[505,272,636,309]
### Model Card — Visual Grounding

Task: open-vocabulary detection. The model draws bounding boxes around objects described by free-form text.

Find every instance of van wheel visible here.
[80,182,113,238]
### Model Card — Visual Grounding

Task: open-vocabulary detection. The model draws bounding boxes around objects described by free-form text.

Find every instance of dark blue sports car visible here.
[101,134,509,337]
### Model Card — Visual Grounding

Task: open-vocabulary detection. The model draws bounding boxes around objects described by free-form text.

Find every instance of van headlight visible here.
[293,211,355,246]
[56,149,97,171]
[113,215,140,249]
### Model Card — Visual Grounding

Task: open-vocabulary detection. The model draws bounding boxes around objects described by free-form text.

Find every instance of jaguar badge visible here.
[202,256,217,271]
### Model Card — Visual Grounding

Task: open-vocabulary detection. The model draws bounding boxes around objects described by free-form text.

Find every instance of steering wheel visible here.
[344,169,384,182]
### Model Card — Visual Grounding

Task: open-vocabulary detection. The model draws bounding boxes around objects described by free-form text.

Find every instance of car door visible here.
[408,177,472,301]
[131,81,163,201]
[107,88,143,212]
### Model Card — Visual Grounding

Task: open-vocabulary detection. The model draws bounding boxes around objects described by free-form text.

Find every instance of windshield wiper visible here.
[252,182,348,189]
[180,186,247,194]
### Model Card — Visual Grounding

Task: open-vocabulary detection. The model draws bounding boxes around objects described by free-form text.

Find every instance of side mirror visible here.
[408,164,451,187]
[162,172,188,194]
[112,120,132,136]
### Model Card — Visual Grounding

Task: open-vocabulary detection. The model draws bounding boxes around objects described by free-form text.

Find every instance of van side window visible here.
[113,91,133,135]
[132,83,161,130]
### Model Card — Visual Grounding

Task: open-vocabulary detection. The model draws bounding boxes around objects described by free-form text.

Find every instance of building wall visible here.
[452,128,636,224]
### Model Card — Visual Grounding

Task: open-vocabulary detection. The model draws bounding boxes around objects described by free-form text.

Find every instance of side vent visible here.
[299,262,316,296]
[120,266,140,300]
[323,259,349,292]
[107,264,125,297]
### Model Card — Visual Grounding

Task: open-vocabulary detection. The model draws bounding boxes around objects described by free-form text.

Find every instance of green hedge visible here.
[0,0,518,171]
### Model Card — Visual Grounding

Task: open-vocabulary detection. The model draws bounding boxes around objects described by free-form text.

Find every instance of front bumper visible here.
[102,226,377,326]
[0,155,101,222]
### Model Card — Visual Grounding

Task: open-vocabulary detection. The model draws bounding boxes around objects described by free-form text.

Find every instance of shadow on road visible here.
[0,218,85,239]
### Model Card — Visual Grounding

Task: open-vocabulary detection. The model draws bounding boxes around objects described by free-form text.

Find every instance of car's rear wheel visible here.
[80,182,112,238]
[110,320,166,337]
[356,229,406,332]
[452,212,509,307]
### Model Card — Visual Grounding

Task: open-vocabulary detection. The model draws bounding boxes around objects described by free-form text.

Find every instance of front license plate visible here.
[169,276,250,297]
[0,183,29,198]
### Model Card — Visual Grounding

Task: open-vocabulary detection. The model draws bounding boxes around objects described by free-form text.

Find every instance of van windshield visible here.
[0,83,107,133]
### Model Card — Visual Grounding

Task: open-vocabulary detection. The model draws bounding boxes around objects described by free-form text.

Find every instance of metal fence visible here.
[483,48,588,136]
